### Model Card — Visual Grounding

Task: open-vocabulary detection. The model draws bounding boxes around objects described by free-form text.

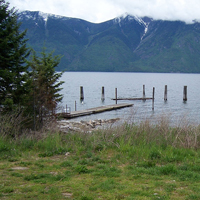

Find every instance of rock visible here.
[57,117,121,132]
[107,118,120,123]
[87,120,96,128]
[96,119,102,125]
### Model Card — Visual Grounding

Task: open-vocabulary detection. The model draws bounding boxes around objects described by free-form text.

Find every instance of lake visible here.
[59,72,200,125]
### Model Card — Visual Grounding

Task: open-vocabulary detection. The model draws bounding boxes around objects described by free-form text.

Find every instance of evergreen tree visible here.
[0,0,30,109]
[28,48,64,128]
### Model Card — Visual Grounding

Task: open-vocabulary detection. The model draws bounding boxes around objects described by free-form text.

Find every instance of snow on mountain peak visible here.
[18,10,66,22]
[38,11,65,21]
[114,13,147,27]
[38,11,48,22]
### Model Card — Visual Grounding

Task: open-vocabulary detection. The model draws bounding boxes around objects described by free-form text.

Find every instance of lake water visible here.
[59,72,200,125]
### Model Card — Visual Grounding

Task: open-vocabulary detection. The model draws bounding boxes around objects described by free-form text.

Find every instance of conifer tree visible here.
[0,0,30,109]
[28,48,64,127]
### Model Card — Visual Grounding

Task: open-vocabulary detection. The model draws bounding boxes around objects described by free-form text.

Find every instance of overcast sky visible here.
[7,0,200,24]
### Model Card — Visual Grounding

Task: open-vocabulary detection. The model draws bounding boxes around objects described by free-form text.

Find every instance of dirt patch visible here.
[11,167,29,170]
[62,193,73,198]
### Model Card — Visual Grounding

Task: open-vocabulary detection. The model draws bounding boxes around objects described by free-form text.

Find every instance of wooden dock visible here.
[112,97,153,101]
[57,103,133,119]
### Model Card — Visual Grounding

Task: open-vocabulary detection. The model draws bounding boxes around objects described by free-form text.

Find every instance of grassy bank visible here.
[1,118,200,199]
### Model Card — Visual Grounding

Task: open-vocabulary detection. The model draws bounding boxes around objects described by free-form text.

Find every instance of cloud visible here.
[7,0,200,23]
[114,0,200,23]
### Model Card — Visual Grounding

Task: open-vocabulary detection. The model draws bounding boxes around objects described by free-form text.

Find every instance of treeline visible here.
[0,0,64,134]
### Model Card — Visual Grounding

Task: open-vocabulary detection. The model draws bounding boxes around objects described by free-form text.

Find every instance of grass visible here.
[1,117,200,199]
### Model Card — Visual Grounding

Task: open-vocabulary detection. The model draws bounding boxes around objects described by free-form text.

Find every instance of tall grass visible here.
[0,114,200,162]
[1,114,200,199]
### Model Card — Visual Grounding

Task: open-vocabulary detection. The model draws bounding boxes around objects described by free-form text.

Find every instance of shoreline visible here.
[57,118,121,133]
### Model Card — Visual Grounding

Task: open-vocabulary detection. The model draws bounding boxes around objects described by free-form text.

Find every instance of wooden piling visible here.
[183,86,187,101]
[164,85,167,101]
[101,86,105,101]
[80,86,84,101]
[152,87,155,110]
[115,88,117,104]
[75,101,77,111]
[143,85,145,98]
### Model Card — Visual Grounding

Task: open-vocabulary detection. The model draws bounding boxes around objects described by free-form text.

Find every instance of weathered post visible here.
[164,85,167,101]
[183,86,187,101]
[115,88,117,104]
[152,87,155,110]
[101,86,105,101]
[80,86,84,101]
[66,104,67,113]
[143,85,145,97]
[75,101,77,111]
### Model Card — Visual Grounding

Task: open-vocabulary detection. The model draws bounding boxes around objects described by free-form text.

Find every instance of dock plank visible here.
[112,97,152,100]
[57,103,133,119]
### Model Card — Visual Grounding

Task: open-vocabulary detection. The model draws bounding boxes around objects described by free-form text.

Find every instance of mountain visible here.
[18,11,200,73]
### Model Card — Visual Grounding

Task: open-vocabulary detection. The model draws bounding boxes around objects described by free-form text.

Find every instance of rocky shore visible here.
[57,118,120,133]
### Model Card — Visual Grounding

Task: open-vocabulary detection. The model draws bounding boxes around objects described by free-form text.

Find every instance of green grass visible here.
[1,119,200,199]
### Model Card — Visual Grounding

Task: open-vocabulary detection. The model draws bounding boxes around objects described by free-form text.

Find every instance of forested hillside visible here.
[18,11,200,73]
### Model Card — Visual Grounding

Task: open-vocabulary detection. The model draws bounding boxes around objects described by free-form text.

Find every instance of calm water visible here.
[59,72,200,125]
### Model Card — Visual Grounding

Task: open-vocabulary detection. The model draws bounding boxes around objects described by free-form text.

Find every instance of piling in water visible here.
[164,85,167,101]
[115,88,117,104]
[80,86,84,101]
[143,85,146,101]
[101,86,105,101]
[183,86,187,101]
[143,85,145,98]
[152,87,155,110]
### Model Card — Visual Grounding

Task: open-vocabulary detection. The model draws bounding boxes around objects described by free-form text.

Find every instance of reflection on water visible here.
[59,72,200,124]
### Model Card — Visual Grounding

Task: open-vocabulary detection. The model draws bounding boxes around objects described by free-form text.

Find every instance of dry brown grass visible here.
[1,108,200,150]
[86,113,200,150]
[0,109,29,138]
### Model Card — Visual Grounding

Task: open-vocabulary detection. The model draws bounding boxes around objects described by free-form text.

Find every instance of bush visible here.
[0,109,30,137]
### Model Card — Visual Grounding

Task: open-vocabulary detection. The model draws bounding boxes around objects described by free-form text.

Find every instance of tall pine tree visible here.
[28,48,64,128]
[0,0,30,109]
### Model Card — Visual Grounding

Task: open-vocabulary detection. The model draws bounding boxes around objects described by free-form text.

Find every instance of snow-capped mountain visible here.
[18,11,200,73]
[18,10,66,21]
